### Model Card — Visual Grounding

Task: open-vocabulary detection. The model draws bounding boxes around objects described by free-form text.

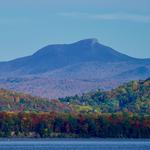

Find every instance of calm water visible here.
[0,139,150,150]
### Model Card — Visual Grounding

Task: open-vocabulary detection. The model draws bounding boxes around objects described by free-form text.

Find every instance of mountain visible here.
[0,39,150,98]
[0,38,144,76]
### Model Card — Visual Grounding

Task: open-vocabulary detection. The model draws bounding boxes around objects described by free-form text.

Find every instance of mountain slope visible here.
[114,66,150,81]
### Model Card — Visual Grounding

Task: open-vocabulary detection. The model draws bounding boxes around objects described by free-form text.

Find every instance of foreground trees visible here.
[0,111,150,138]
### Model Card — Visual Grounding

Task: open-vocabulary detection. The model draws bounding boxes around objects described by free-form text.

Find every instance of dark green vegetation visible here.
[0,78,149,138]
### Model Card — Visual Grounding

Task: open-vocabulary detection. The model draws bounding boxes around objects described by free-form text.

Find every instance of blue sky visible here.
[0,0,150,61]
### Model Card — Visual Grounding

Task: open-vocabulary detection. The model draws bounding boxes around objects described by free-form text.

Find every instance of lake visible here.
[0,139,150,150]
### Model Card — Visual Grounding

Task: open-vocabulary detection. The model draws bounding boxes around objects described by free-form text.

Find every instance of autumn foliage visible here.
[0,78,149,138]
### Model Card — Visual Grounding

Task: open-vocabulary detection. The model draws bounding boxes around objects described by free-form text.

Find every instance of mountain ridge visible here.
[0,38,146,76]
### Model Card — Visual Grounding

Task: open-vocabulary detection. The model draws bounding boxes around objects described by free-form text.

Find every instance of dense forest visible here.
[0,112,150,138]
[0,78,149,138]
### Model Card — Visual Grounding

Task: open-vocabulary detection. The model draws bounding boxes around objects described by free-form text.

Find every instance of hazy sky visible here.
[0,0,150,61]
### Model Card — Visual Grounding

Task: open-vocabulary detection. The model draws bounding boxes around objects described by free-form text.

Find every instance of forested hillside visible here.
[60,78,150,114]
[0,89,71,112]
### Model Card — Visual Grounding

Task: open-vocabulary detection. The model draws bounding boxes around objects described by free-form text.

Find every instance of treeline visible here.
[0,112,150,138]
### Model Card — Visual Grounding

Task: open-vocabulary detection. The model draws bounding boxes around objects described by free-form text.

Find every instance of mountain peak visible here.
[75,38,99,46]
